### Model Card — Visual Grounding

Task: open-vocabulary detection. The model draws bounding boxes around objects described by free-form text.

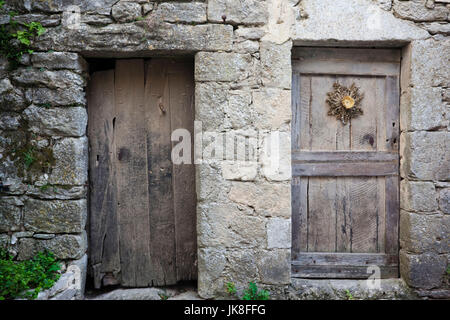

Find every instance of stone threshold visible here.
[286,278,419,300]
[84,283,202,300]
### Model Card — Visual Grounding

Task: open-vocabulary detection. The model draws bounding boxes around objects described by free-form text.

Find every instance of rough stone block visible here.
[24,199,87,234]
[195,82,228,130]
[267,218,291,249]
[400,211,448,253]
[393,0,449,21]
[252,88,291,130]
[21,0,118,13]
[198,203,266,248]
[0,80,26,112]
[233,40,259,53]
[400,131,449,181]
[228,182,291,218]
[257,249,290,285]
[208,0,268,25]
[376,0,392,11]
[235,27,265,40]
[23,105,87,137]
[222,161,257,181]
[409,39,450,88]
[260,41,292,89]
[197,248,227,298]
[26,185,87,200]
[0,112,21,130]
[401,87,448,131]
[12,68,85,89]
[400,250,447,289]
[31,52,88,71]
[0,234,9,248]
[0,197,23,232]
[259,131,291,181]
[196,163,231,203]
[421,22,450,35]
[293,0,429,44]
[225,250,259,284]
[439,188,450,214]
[49,137,88,185]
[25,87,86,106]
[225,90,254,128]
[400,180,438,212]
[195,52,253,82]
[36,22,233,53]
[156,2,207,23]
[17,232,87,260]
[112,2,142,23]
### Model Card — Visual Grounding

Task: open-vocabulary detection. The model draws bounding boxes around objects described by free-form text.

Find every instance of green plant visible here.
[0,2,46,69]
[158,293,168,300]
[22,147,36,168]
[242,282,270,300]
[226,282,236,296]
[0,248,61,300]
[345,289,354,300]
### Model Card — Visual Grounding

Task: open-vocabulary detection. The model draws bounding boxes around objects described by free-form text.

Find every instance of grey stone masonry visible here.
[0,0,448,300]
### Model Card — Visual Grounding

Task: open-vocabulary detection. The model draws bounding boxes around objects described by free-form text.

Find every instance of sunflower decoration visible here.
[326,82,364,125]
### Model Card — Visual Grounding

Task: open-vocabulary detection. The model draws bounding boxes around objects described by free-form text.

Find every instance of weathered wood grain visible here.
[145,59,177,286]
[88,69,120,289]
[114,59,152,287]
[291,47,400,278]
[167,61,197,282]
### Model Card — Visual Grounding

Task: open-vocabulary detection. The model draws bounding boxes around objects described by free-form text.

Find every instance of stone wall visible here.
[0,0,448,300]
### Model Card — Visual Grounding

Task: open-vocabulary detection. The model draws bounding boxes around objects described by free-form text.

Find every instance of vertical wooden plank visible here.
[385,176,399,257]
[350,77,378,151]
[291,73,301,152]
[88,70,120,288]
[376,77,387,253]
[308,177,337,252]
[114,59,151,287]
[168,61,197,281]
[385,76,400,152]
[299,76,311,151]
[292,176,308,257]
[385,75,400,259]
[335,76,351,253]
[145,59,177,286]
[307,76,338,252]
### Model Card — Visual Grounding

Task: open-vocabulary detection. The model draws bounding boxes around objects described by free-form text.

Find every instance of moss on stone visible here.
[2,118,55,182]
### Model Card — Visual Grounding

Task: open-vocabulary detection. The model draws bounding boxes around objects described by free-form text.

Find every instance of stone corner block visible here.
[267,218,291,249]
[23,105,87,137]
[400,180,438,212]
[24,199,87,234]
[400,211,448,254]
[17,232,87,260]
[400,131,449,181]
[399,250,447,290]
[31,52,88,72]
[257,249,291,285]
[195,52,253,82]
[260,41,292,89]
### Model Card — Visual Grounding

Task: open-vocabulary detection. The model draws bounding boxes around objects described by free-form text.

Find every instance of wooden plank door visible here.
[291,48,400,278]
[88,58,196,288]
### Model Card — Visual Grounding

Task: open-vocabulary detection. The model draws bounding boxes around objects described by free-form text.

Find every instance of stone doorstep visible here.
[287,278,420,300]
[84,285,202,300]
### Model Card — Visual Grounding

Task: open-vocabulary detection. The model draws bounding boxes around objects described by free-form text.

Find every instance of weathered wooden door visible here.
[88,59,197,288]
[291,48,400,278]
